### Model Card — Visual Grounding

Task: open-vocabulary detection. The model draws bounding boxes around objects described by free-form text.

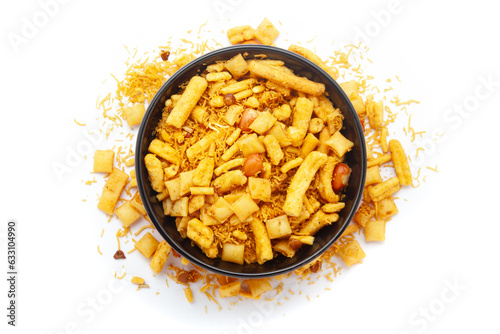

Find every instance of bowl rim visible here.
[136,44,366,278]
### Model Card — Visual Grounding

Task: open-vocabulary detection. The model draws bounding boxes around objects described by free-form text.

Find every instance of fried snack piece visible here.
[180,170,195,196]
[186,132,217,162]
[166,177,182,201]
[166,76,208,128]
[193,157,214,186]
[365,166,382,186]
[219,281,242,298]
[321,202,345,213]
[188,194,205,214]
[380,127,389,153]
[280,157,303,174]
[249,111,277,135]
[283,151,328,217]
[170,197,189,217]
[389,139,412,186]
[187,218,214,249]
[148,139,180,165]
[123,103,145,127]
[366,95,384,129]
[325,130,354,157]
[367,154,392,168]
[368,177,401,202]
[246,278,272,297]
[163,164,179,180]
[265,215,292,239]
[340,80,366,115]
[377,196,399,220]
[214,158,245,176]
[97,168,129,215]
[131,276,145,285]
[225,54,249,79]
[220,78,257,95]
[248,61,325,96]
[308,118,325,134]
[206,71,232,82]
[287,97,314,146]
[262,135,283,165]
[273,239,297,258]
[298,211,339,236]
[144,154,165,193]
[272,103,292,121]
[212,170,247,194]
[135,232,160,259]
[190,187,214,195]
[130,193,147,215]
[299,133,320,158]
[247,177,271,201]
[267,122,292,147]
[227,25,255,44]
[150,240,172,274]
[184,287,194,303]
[115,201,141,227]
[318,156,339,203]
[250,218,273,265]
[254,18,279,45]
[231,194,259,222]
[288,44,339,80]
[337,239,366,267]
[221,243,245,265]
[93,150,114,173]
[341,224,359,238]
[364,220,386,242]
[353,202,375,227]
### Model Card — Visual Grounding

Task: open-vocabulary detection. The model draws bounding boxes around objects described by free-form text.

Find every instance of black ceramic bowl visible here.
[136,45,366,278]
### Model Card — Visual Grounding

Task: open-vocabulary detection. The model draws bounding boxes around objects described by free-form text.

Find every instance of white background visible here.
[1,0,499,333]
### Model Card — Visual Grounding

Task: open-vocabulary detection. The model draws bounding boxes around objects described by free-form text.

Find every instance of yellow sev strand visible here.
[74,119,86,126]
[97,245,102,255]
[134,224,155,236]
[426,165,439,172]
[204,291,222,310]
[395,99,420,106]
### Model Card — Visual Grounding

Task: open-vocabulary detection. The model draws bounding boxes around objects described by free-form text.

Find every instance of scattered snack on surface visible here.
[97,168,129,215]
[115,200,142,227]
[93,150,114,173]
[254,18,280,45]
[123,104,146,127]
[131,276,145,285]
[135,232,160,259]
[337,239,366,267]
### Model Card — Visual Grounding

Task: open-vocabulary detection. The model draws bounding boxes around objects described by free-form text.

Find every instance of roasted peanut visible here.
[177,270,189,284]
[332,163,351,193]
[224,93,236,106]
[310,261,322,273]
[288,238,303,251]
[113,250,126,259]
[243,153,263,177]
[239,108,258,132]
[160,50,170,61]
